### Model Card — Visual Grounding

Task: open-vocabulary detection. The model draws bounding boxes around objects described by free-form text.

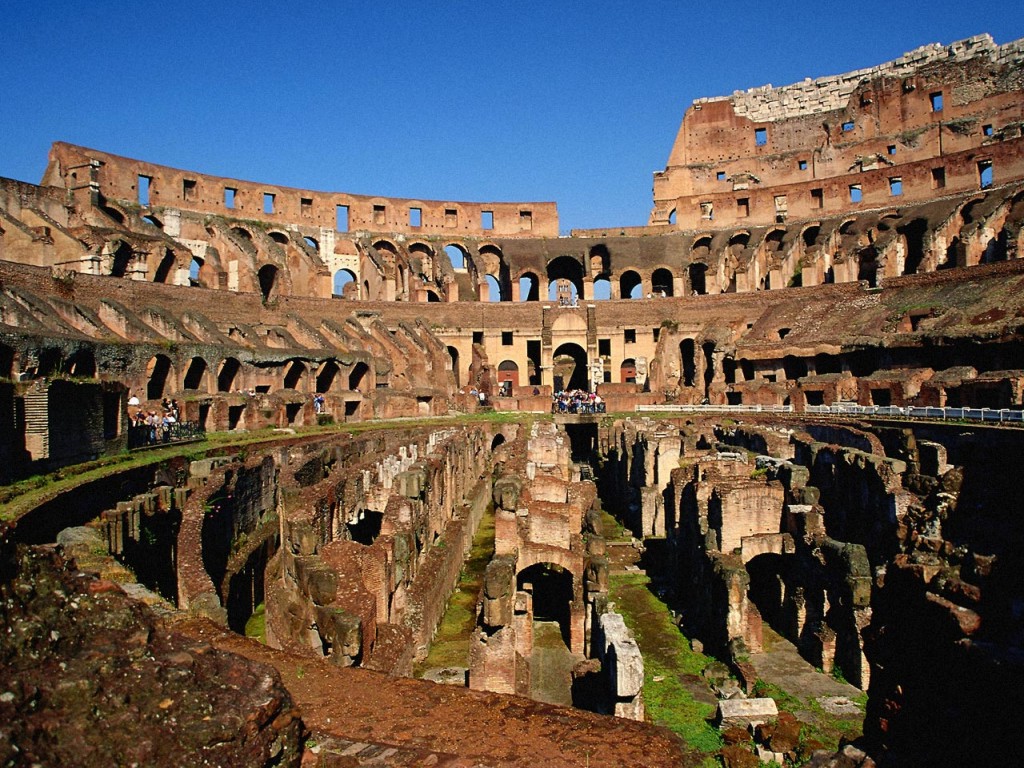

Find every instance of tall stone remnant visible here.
[0,32,1023,768]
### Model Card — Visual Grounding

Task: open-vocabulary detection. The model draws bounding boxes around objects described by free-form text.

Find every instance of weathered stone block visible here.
[716,697,778,730]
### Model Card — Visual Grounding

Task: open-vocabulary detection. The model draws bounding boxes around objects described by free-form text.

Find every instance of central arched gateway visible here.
[551,342,588,392]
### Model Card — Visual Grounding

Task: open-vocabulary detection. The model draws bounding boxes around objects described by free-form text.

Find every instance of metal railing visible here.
[636,402,1023,425]
[127,420,205,449]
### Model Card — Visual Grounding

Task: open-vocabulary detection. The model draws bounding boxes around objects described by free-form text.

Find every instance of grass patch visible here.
[414,504,496,675]
[609,571,722,753]
[245,602,266,643]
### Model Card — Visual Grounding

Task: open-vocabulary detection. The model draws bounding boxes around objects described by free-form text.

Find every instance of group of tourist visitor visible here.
[551,390,605,414]
[128,397,181,445]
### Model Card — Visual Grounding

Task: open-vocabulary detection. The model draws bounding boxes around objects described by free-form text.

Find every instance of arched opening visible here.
[982,231,1009,263]
[189,257,203,286]
[592,277,611,300]
[447,346,460,387]
[333,268,356,298]
[651,268,674,297]
[0,344,15,379]
[153,250,175,283]
[183,357,208,391]
[497,360,519,396]
[688,263,708,295]
[445,244,467,270]
[941,237,963,270]
[783,355,808,381]
[518,562,573,649]
[218,358,240,392]
[485,274,503,302]
[37,349,61,378]
[746,552,787,632]
[64,349,96,378]
[519,272,540,302]
[680,339,697,387]
[619,270,643,299]
[589,245,610,276]
[552,342,589,392]
[257,264,278,302]
[146,355,172,400]
[858,247,879,287]
[802,225,821,248]
[426,289,440,302]
[898,218,928,275]
[668,208,677,225]
[349,361,369,392]
[702,341,716,397]
[548,278,578,305]
[142,214,163,230]
[546,255,585,300]
[110,241,132,278]
[491,434,506,451]
[268,231,288,245]
[814,354,842,375]
[303,236,319,252]
[317,360,339,393]
[620,358,637,383]
[283,360,306,390]
[232,226,253,242]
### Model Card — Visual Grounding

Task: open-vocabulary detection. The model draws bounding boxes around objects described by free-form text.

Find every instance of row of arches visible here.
[144,354,371,400]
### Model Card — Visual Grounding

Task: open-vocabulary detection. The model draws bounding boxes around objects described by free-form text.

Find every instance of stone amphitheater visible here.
[1,34,1022,768]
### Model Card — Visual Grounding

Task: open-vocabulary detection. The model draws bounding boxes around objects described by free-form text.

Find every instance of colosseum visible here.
[2,33,1023,768]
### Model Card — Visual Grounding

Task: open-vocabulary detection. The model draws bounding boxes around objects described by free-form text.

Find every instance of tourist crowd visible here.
[551,390,605,414]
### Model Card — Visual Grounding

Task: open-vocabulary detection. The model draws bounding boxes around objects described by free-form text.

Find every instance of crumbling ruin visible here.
[2,34,1024,768]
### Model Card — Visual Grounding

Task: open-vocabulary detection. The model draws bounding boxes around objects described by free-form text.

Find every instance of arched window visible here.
[333,268,356,298]
[445,244,466,270]
[258,264,278,301]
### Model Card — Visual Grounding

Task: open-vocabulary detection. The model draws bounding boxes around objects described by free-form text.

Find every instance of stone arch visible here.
[232,226,254,242]
[517,562,575,649]
[189,256,204,285]
[589,244,610,276]
[552,342,588,392]
[64,348,96,378]
[303,236,319,252]
[688,263,708,295]
[497,360,519,391]
[268,230,289,245]
[110,240,132,278]
[142,214,163,230]
[333,268,357,298]
[257,264,278,302]
[490,434,506,451]
[317,360,340,393]
[153,249,175,283]
[546,255,584,299]
[484,274,503,302]
[444,243,467,270]
[146,355,174,400]
[218,357,241,392]
[620,358,637,383]
[183,356,210,392]
[283,360,306,390]
[651,267,674,297]
[518,271,540,302]
[349,360,370,392]
[619,269,643,299]
[680,339,697,387]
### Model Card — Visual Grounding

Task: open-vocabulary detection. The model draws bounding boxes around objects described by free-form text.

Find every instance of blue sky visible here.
[2,2,1023,231]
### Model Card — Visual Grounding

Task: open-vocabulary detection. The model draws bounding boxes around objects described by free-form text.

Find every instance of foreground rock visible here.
[0,545,304,767]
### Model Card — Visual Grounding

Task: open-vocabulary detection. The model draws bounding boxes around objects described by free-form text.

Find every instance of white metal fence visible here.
[636,402,1024,425]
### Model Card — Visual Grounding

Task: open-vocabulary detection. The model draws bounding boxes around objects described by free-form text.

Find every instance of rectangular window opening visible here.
[842,121,855,132]
[889,177,903,196]
[930,91,943,112]
[481,210,494,230]
[887,145,897,156]
[445,208,458,227]
[373,204,386,225]
[300,197,313,216]
[336,204,349,232]
[472,331,484,345]
[519,210,532,230]
[931,167,946,189]
[699,201,714,220]
[263,192,275,214]
[652,327,661,342]
[754,127,768,146]
[798,160,808,171]
[138,175,152,206]
[811,188,824,208]
[983,124,994,137]
[624,328,636,344]
[716,171,727,181]
[224,187,237,210]
[598,338,611,356]
[849,184,863,203]
[182,178,196,201]
[500,331,514,347]
[409,207,422,227]
[737,197,749,218]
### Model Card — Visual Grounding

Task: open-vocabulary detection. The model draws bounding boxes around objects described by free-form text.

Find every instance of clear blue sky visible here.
[2,2,1022,232]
